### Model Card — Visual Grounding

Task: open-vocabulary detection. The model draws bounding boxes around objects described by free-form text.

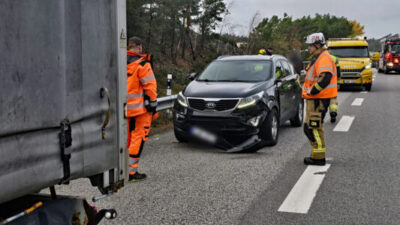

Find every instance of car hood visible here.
[183,80,273,98]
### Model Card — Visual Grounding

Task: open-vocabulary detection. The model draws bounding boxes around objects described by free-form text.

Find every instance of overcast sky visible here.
[221,0,400,39]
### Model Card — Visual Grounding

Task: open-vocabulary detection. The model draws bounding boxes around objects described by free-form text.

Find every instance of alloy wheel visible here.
[271,115,278,140]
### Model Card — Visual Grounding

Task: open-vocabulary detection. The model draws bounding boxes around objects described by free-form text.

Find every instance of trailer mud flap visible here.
[59,119,72,184]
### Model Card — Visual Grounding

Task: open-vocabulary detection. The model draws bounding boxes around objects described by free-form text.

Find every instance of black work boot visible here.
[128,172,147,182]
[330,112,337,123]
[304,157,326,166]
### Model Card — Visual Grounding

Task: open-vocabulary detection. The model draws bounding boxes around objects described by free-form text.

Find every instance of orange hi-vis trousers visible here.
[127,112,153,175]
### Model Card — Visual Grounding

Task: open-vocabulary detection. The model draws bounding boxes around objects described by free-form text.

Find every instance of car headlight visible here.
[365,63,372,69]
[237,91,264,109]
[387,62,394,67]
[177,91,188,107]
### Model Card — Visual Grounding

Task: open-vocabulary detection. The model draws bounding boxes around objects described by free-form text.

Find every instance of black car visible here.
[173,55,303,152]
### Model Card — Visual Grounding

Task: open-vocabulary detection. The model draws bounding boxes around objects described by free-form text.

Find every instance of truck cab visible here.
[378,38,400,74]
[327,37,373,91]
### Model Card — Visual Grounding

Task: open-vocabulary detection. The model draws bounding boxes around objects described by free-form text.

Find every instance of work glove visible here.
[146,100,158,113]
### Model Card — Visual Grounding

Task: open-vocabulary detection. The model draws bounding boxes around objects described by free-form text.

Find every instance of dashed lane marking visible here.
[360,91,368,93]
[278,164,331,214]
[333,115,355,132]
[351,98,364,106]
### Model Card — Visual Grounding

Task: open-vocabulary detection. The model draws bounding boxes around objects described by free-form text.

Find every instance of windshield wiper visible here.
[217,80,246,82]
[197,79,218,82]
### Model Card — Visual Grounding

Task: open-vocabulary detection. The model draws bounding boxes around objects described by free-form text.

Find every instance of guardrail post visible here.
[166,74,172,118]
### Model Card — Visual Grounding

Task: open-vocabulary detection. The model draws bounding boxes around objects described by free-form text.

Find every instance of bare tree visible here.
[246,11,261,54]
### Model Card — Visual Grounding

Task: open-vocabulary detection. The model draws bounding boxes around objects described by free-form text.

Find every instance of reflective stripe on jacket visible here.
[126,50,157,117]
[302,50,338,99]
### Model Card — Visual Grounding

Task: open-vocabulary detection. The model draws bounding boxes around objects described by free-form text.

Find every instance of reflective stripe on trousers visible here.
[128,156,139,174]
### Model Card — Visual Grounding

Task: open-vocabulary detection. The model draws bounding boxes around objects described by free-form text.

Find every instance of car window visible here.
[280,60,292,77]
[329,46,369,58]
[275,61,283,79]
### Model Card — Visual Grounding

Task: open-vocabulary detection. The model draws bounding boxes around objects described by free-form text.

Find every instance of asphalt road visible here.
[54,69,400,225]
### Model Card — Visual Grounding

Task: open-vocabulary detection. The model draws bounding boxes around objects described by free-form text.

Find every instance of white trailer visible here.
[0,0,128,223]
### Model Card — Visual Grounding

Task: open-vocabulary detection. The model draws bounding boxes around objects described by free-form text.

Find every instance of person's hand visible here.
[146,100,158,113]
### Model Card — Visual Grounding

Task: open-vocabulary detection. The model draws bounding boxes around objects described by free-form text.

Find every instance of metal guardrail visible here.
[156,94,177,112]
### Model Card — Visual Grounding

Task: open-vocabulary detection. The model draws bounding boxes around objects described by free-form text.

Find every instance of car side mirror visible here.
[188,72,197,81]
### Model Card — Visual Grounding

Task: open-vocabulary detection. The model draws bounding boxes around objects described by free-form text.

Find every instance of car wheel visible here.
[259,108,279,146]
[290,100,304,127]
[364,83,372,91]
[174,127,188,142]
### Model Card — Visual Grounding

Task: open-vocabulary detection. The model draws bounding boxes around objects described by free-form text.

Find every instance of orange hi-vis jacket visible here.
[302,50,338,99]
[126,50,157,117]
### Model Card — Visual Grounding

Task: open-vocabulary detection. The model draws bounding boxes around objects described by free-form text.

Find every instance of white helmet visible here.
[305,32,326,45]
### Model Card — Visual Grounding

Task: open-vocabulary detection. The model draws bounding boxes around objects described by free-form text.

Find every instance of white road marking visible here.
[351,98,364,106]
[360,91,368,93]
[278,164,331,214]
[333,116,355,132]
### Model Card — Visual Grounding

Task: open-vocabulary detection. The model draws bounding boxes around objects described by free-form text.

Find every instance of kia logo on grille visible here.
[205,102,216,109]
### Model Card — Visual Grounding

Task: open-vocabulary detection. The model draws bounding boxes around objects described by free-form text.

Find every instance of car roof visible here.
[216,55,286,61]
[327,40,368,47]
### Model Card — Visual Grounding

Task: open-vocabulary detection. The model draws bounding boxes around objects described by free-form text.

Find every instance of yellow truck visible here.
[327,37,373,91]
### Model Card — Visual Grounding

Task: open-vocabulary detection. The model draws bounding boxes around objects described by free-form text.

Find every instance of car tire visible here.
[290,100,304,127]
[174,127,188,142]
[259,108,279,146]
[364,83,372,91]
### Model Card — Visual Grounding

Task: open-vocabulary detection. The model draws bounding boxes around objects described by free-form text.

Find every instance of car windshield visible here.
[329,47,369,58]
[391,44,400,55]
[197,60,272,82]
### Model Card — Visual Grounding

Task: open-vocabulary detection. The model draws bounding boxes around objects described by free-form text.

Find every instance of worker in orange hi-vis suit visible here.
[126,36,158,182]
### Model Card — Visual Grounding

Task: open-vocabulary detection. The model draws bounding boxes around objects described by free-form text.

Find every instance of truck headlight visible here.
[237,91,264,109]
[177,91,188,107]
[365,63,372,69]
[387,62,394,67]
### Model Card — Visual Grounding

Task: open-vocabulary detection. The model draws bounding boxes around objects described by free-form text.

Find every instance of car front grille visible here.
[341,71,363,79]
[341,69,363,73]
[188,98,239,111]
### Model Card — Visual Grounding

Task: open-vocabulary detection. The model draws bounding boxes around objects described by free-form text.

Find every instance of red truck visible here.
[378,37,400,74]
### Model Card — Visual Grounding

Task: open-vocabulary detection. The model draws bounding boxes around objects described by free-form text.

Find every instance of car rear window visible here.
[197,60,272,82]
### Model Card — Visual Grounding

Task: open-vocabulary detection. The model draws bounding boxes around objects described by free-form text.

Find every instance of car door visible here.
[275,60,291,121]
[280,60,298,114]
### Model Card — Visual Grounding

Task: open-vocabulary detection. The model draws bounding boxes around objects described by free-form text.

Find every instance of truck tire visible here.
[259,108,279,146]
[384,65,389,74]
[174,127,188,142]
[290,100,304,127]
[364,83,372,91]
